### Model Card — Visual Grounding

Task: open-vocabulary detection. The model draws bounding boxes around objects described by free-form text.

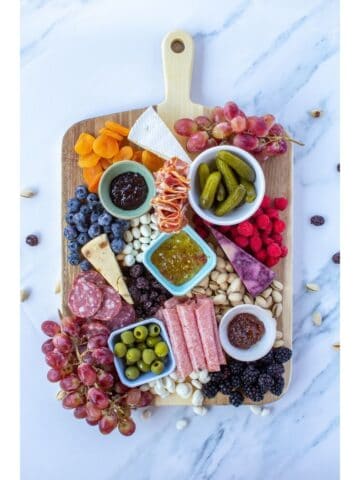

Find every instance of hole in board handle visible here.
[171,39,185,53]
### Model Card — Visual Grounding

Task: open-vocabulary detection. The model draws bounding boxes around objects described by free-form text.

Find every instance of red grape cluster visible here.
[41,315,153,436]
[174,101,303,159]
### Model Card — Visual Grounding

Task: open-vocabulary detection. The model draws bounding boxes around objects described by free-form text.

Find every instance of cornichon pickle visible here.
[214,184,246,216]
[216,181,226,202]
[215,158,238,194]
[216,150,256,182]
[240,179,256,203]
[200,171,222,209]
[198,163,210,190]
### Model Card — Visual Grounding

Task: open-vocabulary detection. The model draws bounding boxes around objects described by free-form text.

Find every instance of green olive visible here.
[142,348,156,365]
[151,360,164,374]
[154,341,169,358]
[146,336,162,348]
[148,324,161,337]
[125,366,140,380]
[126,348,141,364]
[137,359,151,373]
[136,342,146,351]
[120,330,135,345]
[133,325,148,342]
[114,342,127,358]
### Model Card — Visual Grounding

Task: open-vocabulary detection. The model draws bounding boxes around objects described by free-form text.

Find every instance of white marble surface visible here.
[20,0,339,479]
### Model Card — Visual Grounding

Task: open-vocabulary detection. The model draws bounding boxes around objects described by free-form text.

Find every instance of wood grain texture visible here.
[61,30,293,406]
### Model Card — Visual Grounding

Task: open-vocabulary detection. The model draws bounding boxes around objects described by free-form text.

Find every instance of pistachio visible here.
[276,330,283,339]
[192,287,205,295]
[272,290,283,303]
[227,273,238,283]
[272,303,283,318]
[255,296,268,308]
[243,294,254,305]
[312,311,322,326]
[271,280,283,291]
[198,276,210,289]
[225,261,234,272]
[205,288,212,296]
[20,289,30,302]
[216,272,228,285]
[216,247,225,258]
[216,257,226,272]
[261,287,273,299]
[210,271,220,281]
[227,277,241,293]
[20,188,36,198]
[266,297,273,308]
[209,281,218,291]
[306,283,320,292]
[228,292,243,306]
[219,282,228,291]
[274,339,285,347]
[213,293,227,305]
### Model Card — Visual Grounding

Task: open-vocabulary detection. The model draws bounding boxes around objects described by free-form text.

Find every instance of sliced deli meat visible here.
[210,227,275,297]
[79,270,106,286]
[176,303,207,371]
[197,296,226,366]
[68,276,103,318]
[94,285,122,321]
[162,308,192,380]
[108,304,136,331]
[194,297,221,372]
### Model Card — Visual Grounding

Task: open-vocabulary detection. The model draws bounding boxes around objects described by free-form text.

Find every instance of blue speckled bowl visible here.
[98,161,156,220]
[143,225,217,296]
[108,318,176,388]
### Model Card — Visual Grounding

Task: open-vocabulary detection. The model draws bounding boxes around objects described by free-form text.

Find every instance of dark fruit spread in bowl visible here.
[227,313,265,349]
[110,172,148,210]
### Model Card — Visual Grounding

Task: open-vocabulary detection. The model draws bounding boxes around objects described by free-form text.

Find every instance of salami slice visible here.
[108,304,136,331]
[163,308,192,380]
[155,307,165,322]
[194,298,221,372]
[78,270,106,287]
[176,303,207,371]
[94,285,122,321]
[68,277,103,318]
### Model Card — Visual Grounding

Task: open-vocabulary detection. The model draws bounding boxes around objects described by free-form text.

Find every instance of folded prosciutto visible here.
[162,307,192,380]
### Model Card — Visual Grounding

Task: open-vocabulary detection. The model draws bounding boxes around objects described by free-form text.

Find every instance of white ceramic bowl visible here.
[188,145,265,226]
[219,304,276,362]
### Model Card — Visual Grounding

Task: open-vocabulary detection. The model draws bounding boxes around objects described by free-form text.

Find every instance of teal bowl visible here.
[98,161,156,219]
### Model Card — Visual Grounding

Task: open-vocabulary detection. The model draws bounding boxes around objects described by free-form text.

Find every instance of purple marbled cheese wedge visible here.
[210,227,275,297]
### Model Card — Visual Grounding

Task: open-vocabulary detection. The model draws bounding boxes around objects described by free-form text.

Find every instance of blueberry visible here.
[79,259,92,271]
[68,240,78,252]
[118,220,130,231]
[67,198,81,213]
[64,225,78,241]
[103,225,112,234]
[68,252,81,265]
[65,212,75,224]
[90,202,103,214]
[80,204,91,217]
[73,212,86,224]
[108,233,114,241]
[77,232,90,246]
[87,193,99,207]
[98,212,112,227]
[90,211,101,223]
[75,222,89,233]
[110,238,124,254]
[111,222,124,238]
[88,223,101,238]
[75,185,88,201]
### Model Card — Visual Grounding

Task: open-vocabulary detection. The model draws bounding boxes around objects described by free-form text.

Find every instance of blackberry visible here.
[258,350,274,366]
[230,375,242,389]
[202,381,219,398]
[229,391,244,407]
[129,263,144,278]
[242,384,264,403]
[218,379,233,395]
[266,363,285,377]
[229,360,246,376]
[270,376,285,396]
[273,347,292,364]
[140,293,149,303]
[209,371,224,384]
[241,366,260,386]
[136,277,150,290]
[258,374,274,394]
[220,364,231,379]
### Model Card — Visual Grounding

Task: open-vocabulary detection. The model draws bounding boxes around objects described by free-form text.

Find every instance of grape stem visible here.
[263,135,305,146]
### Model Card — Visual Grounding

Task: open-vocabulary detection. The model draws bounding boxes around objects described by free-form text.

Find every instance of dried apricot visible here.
[74,133,95,156]
[104,121,129,137]
[112,146,134,162]
[78,152,101,168]
[93,134,119,159]
[82,163,103,185]
[99,128,124,142]
[87,172,103,193]
[100,158,112,170]
[142,150,164,172]
[132,150,142,163]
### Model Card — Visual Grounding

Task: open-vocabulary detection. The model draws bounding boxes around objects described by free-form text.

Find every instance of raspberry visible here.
[219,225,232,233]
[274,197,288,211]
[196,227,208,239]
[255,249,267,262]
[272,233,283,245]
[262,236,274,246]
[256,214,271,230]
[253,208,263,218]
[260,195,272,208]
[234,235,249,248]
[249,236,262,253]
[267,243,282,258]
[265,208,279,220]
[264,223,273,235]
[265,256,279,267]
[273,219,286,233]
[280,245,288,257]
[236,221,254,237]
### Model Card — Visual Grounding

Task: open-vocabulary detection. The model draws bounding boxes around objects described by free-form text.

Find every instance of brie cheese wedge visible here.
[128,107,191,163]
[81,234,133,304]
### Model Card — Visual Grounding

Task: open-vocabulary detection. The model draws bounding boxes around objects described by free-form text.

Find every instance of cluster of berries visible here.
[193,195,288,268]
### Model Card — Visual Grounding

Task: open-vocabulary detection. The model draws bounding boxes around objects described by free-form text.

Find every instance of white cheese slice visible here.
[81,234,133,304]
[128,106,191,163]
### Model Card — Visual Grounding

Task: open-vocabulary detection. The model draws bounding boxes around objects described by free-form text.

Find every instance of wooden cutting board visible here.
[61,31,293,406]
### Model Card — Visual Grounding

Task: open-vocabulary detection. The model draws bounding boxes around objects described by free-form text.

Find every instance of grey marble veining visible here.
[20,1,339,479]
